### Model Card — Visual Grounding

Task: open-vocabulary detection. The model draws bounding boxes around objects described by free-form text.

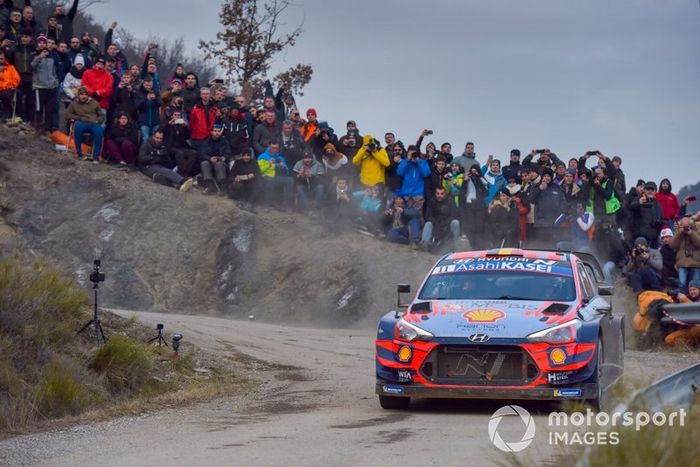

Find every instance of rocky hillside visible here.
[0,127,436,328]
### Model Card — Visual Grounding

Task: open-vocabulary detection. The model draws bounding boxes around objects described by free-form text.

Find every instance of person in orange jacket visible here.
[0,51,20,119]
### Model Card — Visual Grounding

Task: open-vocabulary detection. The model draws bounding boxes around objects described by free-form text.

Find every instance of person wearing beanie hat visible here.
[623,234,663,293]
[629,179,663,246]
[61,52,85,103]
[31,33,60,132]
[502,148,522,183]
[529,162,565,246]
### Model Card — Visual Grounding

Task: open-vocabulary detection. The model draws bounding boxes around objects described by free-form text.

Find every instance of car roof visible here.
[442,248,572,264]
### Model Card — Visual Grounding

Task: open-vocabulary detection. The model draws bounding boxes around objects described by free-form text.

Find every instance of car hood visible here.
[402,299,579,339]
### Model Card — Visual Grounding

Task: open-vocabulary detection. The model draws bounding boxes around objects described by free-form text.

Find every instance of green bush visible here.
[0,258,88,346]
[91,334,153,394]
[37,360,93,417]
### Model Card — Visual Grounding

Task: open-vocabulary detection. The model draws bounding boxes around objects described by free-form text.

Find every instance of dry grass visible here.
[0,258,245,437]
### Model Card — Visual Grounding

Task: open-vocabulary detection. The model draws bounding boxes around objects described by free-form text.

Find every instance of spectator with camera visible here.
[293,149,325,214]
[629,181,663,247]
[134,76,162,142]
[198,124,231,194]
[324,176,354,228]
[623,236,663,293]
[523,148,563,170]
[461,163,489,248]
[162,108,198,177]
[352,134,390,188]
[137,128,193,192]
[383,196,422,247]
[578,153,622,231]
[228,148,261,211]
[670,216,700,293]
[397,145,431,214]
[257,140,294,210]
[385,142,405,195]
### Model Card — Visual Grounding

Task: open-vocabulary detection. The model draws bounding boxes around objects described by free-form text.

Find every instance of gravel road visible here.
[1,311,697,467]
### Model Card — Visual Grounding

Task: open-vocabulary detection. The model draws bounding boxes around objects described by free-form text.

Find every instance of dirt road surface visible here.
[1,310,697,467]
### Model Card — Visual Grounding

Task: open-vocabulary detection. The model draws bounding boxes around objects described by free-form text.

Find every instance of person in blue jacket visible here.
[396,145,431,215]
[480,155,506,205]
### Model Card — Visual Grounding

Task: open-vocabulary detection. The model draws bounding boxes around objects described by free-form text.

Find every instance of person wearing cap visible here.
[527,166,565,247]
[670,216,700,293]
[623,236,663,293]
[104,21,128,78]
[0,50,19,120]
[502,149,522,183]
[53,1,79,44]
[658,227,678,286]
[64,86,105,161]
[629,181,663,247]
[11,28,33,122]
[81,55,113,110]
[168,63,186,88]
[198,124,232,194]
[30,35,59,132]
[301,108,318,142]
[137,128,193,192]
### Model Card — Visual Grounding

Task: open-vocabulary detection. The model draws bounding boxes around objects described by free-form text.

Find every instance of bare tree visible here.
[199,0,313,101]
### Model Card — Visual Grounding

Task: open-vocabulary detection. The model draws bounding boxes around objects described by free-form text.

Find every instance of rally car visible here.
[375,248,624,409]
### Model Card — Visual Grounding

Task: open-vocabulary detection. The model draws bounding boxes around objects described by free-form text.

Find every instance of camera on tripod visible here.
[89,258,105,284]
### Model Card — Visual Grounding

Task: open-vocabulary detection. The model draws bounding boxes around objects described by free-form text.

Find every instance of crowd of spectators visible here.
[0,1,699,300]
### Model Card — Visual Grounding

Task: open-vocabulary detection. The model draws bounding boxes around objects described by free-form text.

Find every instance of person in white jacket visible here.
[62,54,85,105]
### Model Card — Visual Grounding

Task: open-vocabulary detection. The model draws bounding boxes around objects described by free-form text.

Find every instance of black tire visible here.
[378,395,410,410]
[586,337,604,411]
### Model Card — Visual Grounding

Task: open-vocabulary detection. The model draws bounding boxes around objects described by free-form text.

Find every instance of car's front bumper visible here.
[376,380,598,400]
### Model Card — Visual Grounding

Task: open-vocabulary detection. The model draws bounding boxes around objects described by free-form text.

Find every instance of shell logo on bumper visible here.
[463,309,506,323]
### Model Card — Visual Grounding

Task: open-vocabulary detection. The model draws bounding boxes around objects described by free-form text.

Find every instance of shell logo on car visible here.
[463,309,506,323]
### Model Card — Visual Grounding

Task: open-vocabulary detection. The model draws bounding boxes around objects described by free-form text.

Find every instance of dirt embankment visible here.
[0,127,436,327]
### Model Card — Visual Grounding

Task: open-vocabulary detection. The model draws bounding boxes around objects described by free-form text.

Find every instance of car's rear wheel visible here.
[378,395,410,410]
[586,337,604,411]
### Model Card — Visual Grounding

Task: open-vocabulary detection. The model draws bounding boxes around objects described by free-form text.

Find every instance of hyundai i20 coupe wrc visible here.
[375,248,624,410]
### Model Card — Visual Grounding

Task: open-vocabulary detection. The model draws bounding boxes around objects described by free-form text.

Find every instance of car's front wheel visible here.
[378,395,410,410]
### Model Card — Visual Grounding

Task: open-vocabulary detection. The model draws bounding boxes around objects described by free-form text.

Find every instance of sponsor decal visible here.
[397,345,412,363]
[550,348,567,365]
[432,257,572,276]
[382,385,405,394]
[547,371,574,385]
[397,369,412,382]
[463,309,505,323]
[553,389,583,398]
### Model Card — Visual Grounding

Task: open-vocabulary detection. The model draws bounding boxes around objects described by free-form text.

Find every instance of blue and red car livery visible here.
[375,248,624,409]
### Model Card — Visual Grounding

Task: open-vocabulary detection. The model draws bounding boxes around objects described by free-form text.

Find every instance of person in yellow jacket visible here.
[0,51,20,120]
[352,134,390,187]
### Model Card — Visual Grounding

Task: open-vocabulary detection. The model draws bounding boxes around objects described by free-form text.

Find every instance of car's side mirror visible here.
[397,284,411,309]
[598,285,614,296]
[596,302,612,313]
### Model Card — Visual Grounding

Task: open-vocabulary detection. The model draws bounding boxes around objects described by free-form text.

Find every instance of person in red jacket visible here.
[656,178,680,227]
[81,56,113,110]
[188,86,217,150]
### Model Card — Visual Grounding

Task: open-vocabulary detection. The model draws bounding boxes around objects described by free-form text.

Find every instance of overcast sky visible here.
[90,0,700,190]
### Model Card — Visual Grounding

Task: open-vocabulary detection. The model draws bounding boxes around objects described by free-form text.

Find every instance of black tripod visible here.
[148,324,169,347]
[77,282,106,344]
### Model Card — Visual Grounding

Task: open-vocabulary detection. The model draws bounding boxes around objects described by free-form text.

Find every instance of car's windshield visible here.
[418,271,576,301]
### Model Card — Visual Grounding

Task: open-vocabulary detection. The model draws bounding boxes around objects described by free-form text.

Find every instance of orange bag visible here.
[50,130,92,156]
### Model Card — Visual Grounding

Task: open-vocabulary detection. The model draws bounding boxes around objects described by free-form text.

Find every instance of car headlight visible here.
[394,319,433,342]
[527,319,581,344]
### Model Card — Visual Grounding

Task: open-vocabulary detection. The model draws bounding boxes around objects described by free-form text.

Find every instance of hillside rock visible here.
[0,127,436,327]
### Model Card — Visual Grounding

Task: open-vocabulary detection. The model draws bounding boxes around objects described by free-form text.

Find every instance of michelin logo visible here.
[383,385,405,394]
[553,389,582,398]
